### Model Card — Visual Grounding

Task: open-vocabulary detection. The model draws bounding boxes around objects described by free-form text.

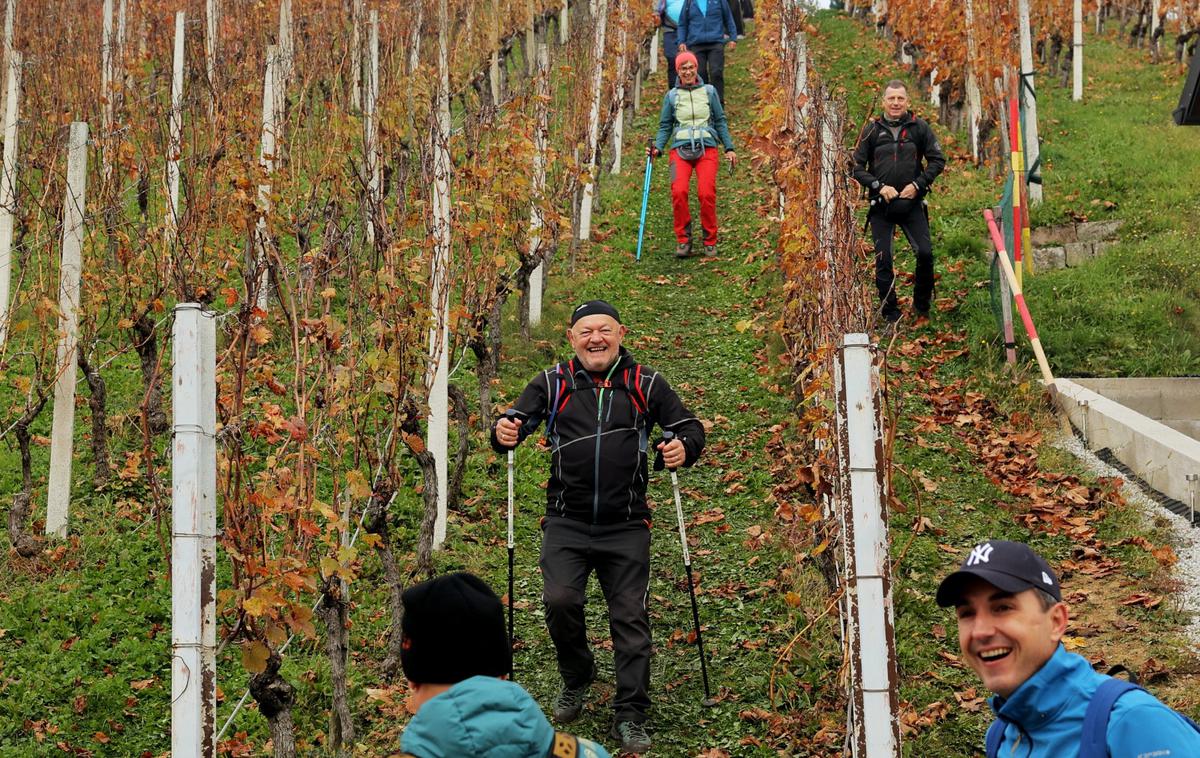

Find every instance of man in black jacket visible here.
[492,299,705,754]
[852,80,947,323]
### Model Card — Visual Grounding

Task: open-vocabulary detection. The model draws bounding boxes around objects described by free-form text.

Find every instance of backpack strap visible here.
[1080,678,1141,758]
[984,717,1006,758]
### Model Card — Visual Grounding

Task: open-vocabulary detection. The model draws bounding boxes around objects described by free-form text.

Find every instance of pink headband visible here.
[676,51,698,70]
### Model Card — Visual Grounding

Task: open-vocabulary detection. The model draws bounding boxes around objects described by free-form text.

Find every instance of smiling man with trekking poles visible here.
[492,300,705,754]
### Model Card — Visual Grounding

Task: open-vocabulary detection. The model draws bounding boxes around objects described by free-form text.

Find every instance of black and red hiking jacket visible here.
[851,111,946,199]
[490,348,705,525]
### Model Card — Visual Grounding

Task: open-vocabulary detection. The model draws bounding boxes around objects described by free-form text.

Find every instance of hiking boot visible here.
[610,720,652,753]
[552,677,593,724]
[882,308,902,324]
[675,241,693,258]
[702,243,717,257]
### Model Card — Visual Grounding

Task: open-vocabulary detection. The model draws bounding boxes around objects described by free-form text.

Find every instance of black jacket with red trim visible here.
[851,111,946,199]
[490,348,705,525]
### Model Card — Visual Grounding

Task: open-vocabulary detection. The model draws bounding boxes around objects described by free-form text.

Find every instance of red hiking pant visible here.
[669,146,719,246]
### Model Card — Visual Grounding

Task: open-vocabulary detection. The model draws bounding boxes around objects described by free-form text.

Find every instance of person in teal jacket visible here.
[648,52,736,258]
[398,572,611,758]
[937,540,1200,757]
[402,676,609,758]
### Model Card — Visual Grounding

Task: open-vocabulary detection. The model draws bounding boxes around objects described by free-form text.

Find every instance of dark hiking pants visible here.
[868,202,934,317]
[691,43,727,105]
[541,517,652,723]
[664,27,679,88]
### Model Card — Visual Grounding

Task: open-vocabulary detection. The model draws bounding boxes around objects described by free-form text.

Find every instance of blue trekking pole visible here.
[636,144,655,262]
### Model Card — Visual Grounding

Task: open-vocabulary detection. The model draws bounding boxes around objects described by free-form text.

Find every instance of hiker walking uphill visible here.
[676,0,738,105]
[655,0,686,88]
[491,300,705,755]
[937,541,1200,757]
[648,52,736,259]
[852,80,946,324]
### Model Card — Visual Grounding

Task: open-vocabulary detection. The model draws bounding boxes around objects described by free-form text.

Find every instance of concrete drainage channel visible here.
[1053,378,1200,645]
[1055,378,1200,526]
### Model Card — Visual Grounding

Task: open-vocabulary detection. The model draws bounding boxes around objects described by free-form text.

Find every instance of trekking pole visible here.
[661,430,716,706]
[636,143,654,262]
[505,409,517,679]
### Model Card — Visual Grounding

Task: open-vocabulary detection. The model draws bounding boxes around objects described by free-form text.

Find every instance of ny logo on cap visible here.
[1042,571,1054,586]
[966,542,994,566]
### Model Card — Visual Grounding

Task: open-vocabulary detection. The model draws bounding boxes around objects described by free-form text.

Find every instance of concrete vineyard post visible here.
[430,0,452,549]
[46,123,90,539]
[351,0,363,109]
[578,0,609,240]
[1018,0,1043,204]
[171,303,218,758]
[528,43,550,328]
[0,51,19,349]
[649,26,659,74]
[611,1,628,175]
[206,0,219,109]
[836,334,902,758]
[254,46,279,312]
[364,10,380,248]
[165,11,185,248]
[561,0,570,44]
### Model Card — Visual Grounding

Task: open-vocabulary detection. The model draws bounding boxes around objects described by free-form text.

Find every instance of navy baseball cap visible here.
[936,540,1062,607]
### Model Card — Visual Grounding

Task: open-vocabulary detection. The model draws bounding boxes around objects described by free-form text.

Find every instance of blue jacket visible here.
[677,0,736,48]
[656,0,687,25]
[400,676,611,758]
[653,79,735,153]
[987,645,1200,757]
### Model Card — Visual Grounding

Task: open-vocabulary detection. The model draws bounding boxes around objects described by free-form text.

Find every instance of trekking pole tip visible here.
[702,697,718,708]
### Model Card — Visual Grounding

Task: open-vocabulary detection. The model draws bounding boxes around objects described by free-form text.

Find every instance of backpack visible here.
[543,359,650,443]
[984,678,1200,758]
[397,730,606,758]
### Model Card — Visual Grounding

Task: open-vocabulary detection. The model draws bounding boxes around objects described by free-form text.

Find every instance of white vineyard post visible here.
[206,0,219,108]
[649,26,659,74]
[1,0,12,109]
[430,0,452,549]
[165,11,185,249]
[46,123,90,539]
[528,43,550,328]
[0,51,20,349]
[364,10,379,249]
[964,0,982,162]
[836,334,902,758]
[611,2,628,175]
[171,303,218,758]
[490,0,501,103]
[578,0,609,240]
[527,0,536,76]
[1018,0,1043,203]
[254,46,279,311]
[350,0,363,109]
[278,0,293,84]
[560,0,570,44]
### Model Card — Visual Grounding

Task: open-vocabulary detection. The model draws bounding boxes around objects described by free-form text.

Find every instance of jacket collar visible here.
[990,644,1078,729]
[880,111,915,128]
[677,75,707,91]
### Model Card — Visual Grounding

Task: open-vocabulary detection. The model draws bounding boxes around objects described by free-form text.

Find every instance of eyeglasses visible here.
[678,64,697,71]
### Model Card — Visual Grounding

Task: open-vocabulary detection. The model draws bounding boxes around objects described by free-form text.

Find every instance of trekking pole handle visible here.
[505,410,516,549]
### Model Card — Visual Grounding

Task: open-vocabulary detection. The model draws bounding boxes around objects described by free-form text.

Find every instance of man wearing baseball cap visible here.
[398,572,609,758]
[492,300,705,753]
[937,540,1200,757]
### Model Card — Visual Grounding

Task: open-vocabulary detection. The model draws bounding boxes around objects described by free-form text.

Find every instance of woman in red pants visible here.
[648,51,736,258]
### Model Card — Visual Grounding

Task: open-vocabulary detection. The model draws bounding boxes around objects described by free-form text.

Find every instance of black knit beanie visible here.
[569,299,621,326]
[400,572,511,685]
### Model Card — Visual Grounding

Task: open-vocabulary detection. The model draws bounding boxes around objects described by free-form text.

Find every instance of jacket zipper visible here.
[591,361,620,523]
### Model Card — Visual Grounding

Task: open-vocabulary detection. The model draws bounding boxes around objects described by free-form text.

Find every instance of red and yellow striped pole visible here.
[984,209,1055,388]
[1008,94,1024,287]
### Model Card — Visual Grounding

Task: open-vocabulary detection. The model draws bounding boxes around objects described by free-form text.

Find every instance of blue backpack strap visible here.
[1080,678,1141,758]
[985,718,1006,758]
